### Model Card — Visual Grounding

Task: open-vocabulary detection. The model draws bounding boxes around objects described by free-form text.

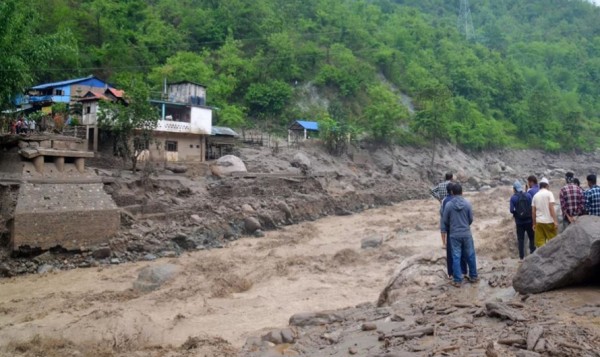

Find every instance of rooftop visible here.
[31,75,109,90]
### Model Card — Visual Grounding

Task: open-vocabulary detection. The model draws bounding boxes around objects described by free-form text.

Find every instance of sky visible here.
[590,0,600,6]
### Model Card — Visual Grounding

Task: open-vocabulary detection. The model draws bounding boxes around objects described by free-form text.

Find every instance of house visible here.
[207,126,239,160]
[15,75,113,110]
[288,120,319,144]
[79,88,126,151]
[148,81,212,162]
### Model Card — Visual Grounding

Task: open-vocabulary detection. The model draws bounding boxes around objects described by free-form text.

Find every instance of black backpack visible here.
[515,192,532,219]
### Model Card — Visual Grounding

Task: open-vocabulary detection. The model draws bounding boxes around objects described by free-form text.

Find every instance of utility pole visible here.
[457,0,476,41]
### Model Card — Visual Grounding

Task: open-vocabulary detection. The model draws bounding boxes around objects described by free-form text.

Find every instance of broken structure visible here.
[1,134,119,251]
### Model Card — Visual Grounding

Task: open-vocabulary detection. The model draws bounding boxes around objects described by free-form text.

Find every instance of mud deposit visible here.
[0,187,598,356]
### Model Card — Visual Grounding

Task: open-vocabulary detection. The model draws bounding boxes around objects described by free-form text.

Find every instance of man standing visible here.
[441,183,478,287]
[527,175,539,197]
[584,174,600,216]
[510,180,535,259]
[559,172,585,229]
[532,178,559,247]
[440,183,467,279]
[431,172,453,203]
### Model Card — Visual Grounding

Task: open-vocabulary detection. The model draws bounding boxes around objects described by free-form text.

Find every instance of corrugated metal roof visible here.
[107,88,124,98]
[211,126,239,137]
[31,75,105,90]
[294,120,319,131]
[169,80,208,88]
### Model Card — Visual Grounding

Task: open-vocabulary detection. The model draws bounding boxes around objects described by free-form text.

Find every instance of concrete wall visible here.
[191,106,212,135]
[148,133,206,162]
[11,183,120,250]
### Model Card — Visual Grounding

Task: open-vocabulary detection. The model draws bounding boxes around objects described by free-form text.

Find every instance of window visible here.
[55,89,64,96]
[85,106,91,114]
[165,141,178,152]
[189,144,193,148]
[134,138,149,150]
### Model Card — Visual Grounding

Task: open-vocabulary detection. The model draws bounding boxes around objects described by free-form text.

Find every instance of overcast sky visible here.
[591,0,600,5]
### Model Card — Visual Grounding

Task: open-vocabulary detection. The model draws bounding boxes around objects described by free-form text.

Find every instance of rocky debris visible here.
[37,264,55,274]
[513,215,600,294]
[211,155,247,177]
[241,204,255,213]
[290,152,311,173]
[361,235,383,249]
[289,311,344,327]
[378,250,446,306]
[277,201,293,221]
[527,325,544,351]
[261,328,296,345]
[244,217,261,234]
[133,264,178,292]
[190,214,202,224]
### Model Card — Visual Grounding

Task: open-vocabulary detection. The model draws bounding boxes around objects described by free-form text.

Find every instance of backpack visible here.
[515,192,532,219]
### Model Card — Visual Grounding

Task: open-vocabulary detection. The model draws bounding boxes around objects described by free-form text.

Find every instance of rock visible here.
[361,322,377,331]
[291,152,311,173]
[372,150,394,173]
[479,185,492,191]
[289,311,344,327]
[241,204,255,213]
[165,164,187,173]
[171,234,197,250]
[261,330,283,345]
[378,251,446,306]
[171,197,185,205]
[91,247,112,260]
[349,347,358,355]
[37,264,55,274]
[211,155,247,177]
[254,230,265,238]
[190,214,202,224]
[33,251,54,264]
[485,302,527,321]
[278,201,293,220]
[527,325,544,351]
[143,254,157,261]
[513,216,600,294]
[110,258,120,264]
[244,217,262,234]
[133,264,178,292]
[280,328,295,343]
[361,236,383,249]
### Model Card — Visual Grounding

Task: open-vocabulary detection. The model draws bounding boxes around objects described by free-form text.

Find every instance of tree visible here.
[97,80,159,173]
[363,84,409,143]
[412,85,454,166]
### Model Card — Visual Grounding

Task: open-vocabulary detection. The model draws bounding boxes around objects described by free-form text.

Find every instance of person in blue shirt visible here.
[440,183,467,280]
[584,174,600,216]
[509,180,535,259]
[441,183,478,287]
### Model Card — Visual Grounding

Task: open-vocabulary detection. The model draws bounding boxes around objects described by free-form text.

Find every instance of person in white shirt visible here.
[531,177,559,247]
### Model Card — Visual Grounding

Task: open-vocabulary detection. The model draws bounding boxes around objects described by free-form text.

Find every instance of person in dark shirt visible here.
[509,180,535,259]
[440,183,467,279]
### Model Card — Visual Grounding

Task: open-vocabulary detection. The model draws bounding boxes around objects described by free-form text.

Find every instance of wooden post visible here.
[54,156,65,172]
[304,128,307,140]
[32,156,44,173]
[75,157,85,173]
[93,126,99,152]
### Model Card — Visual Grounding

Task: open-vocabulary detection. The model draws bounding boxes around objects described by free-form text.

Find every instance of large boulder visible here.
[133,264,179,292]
[211,155,247,177]
[291,152,311,173]
[513,216,600,294]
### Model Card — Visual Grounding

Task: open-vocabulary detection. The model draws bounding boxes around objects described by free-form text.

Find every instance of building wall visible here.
[82,101,99,125]
[148,133,206,162]
[191,106,212,134]
[167,83,206,104]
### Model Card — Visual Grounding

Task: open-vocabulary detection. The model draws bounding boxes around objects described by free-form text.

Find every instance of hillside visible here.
[2,0,600,151]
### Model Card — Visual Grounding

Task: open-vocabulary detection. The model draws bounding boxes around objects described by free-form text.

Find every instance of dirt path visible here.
[0,188,597,356]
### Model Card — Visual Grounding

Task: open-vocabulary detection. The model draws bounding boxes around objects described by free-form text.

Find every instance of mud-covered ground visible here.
[0,187,598,357]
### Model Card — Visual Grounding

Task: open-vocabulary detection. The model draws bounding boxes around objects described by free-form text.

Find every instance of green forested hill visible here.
[3,0,600,151]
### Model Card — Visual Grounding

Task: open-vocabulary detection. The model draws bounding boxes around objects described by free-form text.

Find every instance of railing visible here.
[155,120,192,133]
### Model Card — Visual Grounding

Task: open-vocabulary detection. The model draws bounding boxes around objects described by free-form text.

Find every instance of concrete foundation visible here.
[11,183,120,250]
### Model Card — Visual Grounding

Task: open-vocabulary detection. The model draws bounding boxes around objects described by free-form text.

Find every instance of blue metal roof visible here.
[31,75,107,90]
[294,120,319,131]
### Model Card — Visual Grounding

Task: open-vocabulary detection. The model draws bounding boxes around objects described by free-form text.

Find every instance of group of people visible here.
[509,173,600,259]
[9,117,36,134]
[431,173,478,287]
[429,170,600,287]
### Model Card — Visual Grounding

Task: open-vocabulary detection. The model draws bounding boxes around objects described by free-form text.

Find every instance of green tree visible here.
[412,85,454,165]
[97,80,159,173]
[362,85,409,143]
